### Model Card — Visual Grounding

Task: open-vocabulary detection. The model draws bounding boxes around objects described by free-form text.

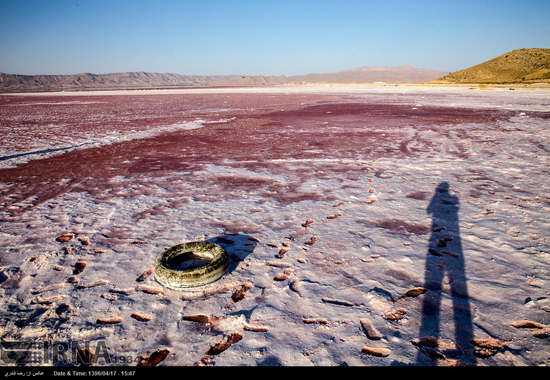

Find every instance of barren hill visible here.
[283,65,448,84]
[207,75,286,86]
[432,48,550,84]
[0,71,240,93]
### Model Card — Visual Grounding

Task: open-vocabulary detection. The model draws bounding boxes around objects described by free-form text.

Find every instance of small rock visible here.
[360,318,382,340]
[361,347,391,357]
[137,348,170,367]
[56,234,74,242]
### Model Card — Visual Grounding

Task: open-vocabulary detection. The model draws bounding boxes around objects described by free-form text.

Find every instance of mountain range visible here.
[0,65,447,93]
[2,49,549,92]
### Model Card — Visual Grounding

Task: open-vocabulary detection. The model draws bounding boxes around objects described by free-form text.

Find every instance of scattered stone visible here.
[411,337,439,348]
[136,267,154,282]
[333,201,345,207]
[183,314,224,324]
[136,284,164,295]
[304,236,319,245]
[266,261,293,267]
[31,295,66,304]
[56,234,74,242]
[109,287,135,295]
[137,348,170,367]
[243,324,269,332]
[361,347,391,357]
[302,219,314,227]
[383,308,407,321]
[513,320,550,338]
[180,281,238,300]
[55,303,73,315]
[396,287,427,302]
[442,250,460,259]
[67,276,79,284]
[432,227,446,232]
[52,265,64,271]
[207,332,243,355]
[130,240,148,244]
[73,260,87,275]
[327,213,343,219]
[273,273,289,281]
[96,317,123,324]
[76,279,109,289]
[302,317,328,324]
[276,246,290,258]
[470,338,507,358]
[100,293,117,301]
[78,237,90,245]
[369,188,376,193]
[322,297,354,307]
[429,248,444,257]
[508,226,521,237]
[231,282,253,303]
[360,318,382,340]
[63,247,75,254]
[31,283,65,294]
[131,311,153,322]
[437,237,453,247]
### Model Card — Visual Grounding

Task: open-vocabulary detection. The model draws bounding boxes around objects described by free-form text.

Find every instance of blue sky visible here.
[1,0,549,76]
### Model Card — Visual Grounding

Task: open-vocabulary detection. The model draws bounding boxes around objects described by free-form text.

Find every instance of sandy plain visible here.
[0,84,549,367]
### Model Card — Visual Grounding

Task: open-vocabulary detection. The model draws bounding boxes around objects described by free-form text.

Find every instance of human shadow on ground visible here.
[415,182,476,366]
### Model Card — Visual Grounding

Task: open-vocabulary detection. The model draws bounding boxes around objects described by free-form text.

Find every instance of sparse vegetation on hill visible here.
[433,48,550,84]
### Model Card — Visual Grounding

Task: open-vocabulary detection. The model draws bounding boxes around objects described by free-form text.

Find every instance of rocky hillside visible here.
[433,48,550,84]
[0,71,240,93]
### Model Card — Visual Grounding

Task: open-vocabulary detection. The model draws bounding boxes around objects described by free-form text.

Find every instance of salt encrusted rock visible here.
[360,318,382,340]
[276,246,290,258]
[76,279,109,289]
[31,283,65,294]
[304,236,319,245]
[361,347,391,357]
[383,308,407,321]
[136,267,154,281]
[508,226,521,237]
[273,273,289,281]
[137,348,170,367]
[73,260,87,275]
[96,317,123,324]
[78,236,90,245]
[136,284,164,295]
[302,219,314,227]
[56,234,74,242]
[302,317,328,324]
[231,282,253,303]
[131,311,153,322]
[207,333,243,356]
[100,293,117,301]
[67,276,79,283]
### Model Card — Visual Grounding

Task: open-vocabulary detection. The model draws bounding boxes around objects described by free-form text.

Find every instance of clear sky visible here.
[1,0,549,76]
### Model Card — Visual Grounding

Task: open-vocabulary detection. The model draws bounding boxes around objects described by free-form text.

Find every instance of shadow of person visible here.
[416,182,476,365]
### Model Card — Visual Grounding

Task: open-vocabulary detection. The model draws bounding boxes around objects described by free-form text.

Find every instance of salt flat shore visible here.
[0,85,549,366]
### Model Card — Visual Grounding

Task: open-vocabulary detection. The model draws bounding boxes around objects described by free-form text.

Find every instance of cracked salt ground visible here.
[0,86,549,366]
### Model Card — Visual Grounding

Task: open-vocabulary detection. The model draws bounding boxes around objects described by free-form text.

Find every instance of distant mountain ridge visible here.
[282,65,448,84]
[0,71,241,93]
[432,48,550,84]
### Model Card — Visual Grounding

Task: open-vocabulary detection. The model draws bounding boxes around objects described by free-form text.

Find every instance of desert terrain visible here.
[0,84,549,367]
